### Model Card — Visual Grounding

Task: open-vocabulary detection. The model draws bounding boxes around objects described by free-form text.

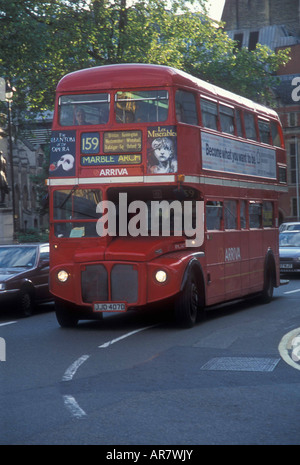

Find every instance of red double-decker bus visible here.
[47,64,287,328]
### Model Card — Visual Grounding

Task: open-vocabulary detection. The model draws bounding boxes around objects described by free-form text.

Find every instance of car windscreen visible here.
[279,232,300,247]
[0,247,37,268]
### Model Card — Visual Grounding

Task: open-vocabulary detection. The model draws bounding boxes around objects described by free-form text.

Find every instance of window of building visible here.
[234,33,243,49]
[31,187,36,210]
[279,166,287,183]
[244,112,257,141]
[292,198,300,218]
[288,113,297,127]
[175,90,198,125]
[200,98,218,130]
[220,105,235,134]
[290,142,297,184]
[23,185,28,211]
[249,31,259,51]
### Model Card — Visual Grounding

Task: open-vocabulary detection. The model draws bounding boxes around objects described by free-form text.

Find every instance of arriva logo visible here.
[0,337,6,362]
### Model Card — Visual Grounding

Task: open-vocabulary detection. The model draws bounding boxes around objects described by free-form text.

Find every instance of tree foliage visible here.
[0,0,290,114]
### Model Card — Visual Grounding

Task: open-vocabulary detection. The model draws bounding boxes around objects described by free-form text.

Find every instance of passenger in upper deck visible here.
[75,108,87,125]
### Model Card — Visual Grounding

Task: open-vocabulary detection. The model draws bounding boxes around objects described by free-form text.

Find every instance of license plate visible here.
[93,302,126,312]
[280,264,293,269]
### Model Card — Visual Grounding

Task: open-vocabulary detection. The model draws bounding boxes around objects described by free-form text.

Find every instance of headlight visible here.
[155,270,167,283]
[57,270,69,282]
[0,283,5,291]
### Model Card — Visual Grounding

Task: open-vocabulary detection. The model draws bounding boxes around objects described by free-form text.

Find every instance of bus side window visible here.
[271,121,282,147]
[175,90,198,125]
[240,200,247,229]
[220,105,235,135]
[235,109,243,137]
[249,201,262,228]
[258,119,271,144]
[263,201,274,227]
[206,201,223,230]
[224,199,237,229]
[244,112,257,141]
[200,98,218,130]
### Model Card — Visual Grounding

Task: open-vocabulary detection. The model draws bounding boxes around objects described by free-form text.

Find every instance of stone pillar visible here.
[0,207,14,244]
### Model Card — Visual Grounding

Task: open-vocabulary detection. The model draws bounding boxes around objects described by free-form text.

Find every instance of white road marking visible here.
[62,354,90,382]
[284,288,300,294]
[278,328,300,371]
[98,324,158,349]
[63,395,87,419]
[62,324,158,418]
[0,321,17,327]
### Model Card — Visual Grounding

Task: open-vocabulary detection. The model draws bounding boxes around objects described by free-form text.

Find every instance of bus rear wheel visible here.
[55,299,79,328]
[175,270,200,328]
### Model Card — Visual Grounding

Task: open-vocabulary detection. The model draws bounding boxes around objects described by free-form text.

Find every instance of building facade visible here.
[222,0,300,223]
[0,112,51,244]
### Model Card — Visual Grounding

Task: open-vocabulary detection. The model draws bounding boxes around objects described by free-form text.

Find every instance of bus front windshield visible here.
[115,90,169,123]
[53,188,103,238]
[59,94,110,126]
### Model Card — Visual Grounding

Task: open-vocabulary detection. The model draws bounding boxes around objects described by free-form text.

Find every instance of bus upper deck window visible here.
[115,90,168,123]
[258,119,271,144]
[175,90,198,125]
[59,94,110,126]
[200,98,218,130]
[244,112,257,141]
[235,109,243,137]
[271,121,282,147]
[220,104,234,134]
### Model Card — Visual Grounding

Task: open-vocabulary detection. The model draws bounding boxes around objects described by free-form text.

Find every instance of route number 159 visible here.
[81,133,100,154]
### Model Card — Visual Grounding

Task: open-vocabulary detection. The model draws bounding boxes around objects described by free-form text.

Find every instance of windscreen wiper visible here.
[59,185,77,209]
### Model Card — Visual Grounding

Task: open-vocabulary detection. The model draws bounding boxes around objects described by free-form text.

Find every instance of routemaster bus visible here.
[47,64,287,328]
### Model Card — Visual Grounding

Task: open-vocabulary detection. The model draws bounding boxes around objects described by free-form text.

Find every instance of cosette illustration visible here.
[147,136,177,174]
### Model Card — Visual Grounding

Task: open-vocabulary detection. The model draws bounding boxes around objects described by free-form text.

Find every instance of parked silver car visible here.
[279,231,300,274]
[279,222,300,233]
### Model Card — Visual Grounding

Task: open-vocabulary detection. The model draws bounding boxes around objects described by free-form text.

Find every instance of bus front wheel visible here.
[175,270,201,328]
[55,299,79,328]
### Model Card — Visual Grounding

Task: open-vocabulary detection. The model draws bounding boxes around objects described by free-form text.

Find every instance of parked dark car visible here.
[0,243,51,316]
[279,231,300,275]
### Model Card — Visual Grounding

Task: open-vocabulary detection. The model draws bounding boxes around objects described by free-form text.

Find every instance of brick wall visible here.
[222,0,300,36]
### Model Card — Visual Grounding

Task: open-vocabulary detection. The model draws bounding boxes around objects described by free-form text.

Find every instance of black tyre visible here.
[20,290,34,317]
[175,270,201,328]
[55,299,79,328]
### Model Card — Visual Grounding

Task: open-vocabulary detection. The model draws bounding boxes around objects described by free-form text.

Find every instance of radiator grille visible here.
[81,265,108,303]
[111,264,138,303]
[81,264,138,304]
